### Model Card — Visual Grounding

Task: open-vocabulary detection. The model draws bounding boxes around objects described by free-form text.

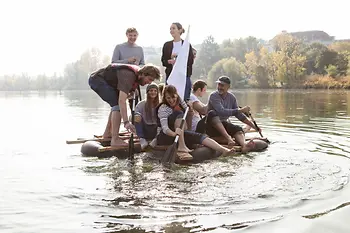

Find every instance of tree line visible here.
[1,33,350,91]
[193,34,350,89]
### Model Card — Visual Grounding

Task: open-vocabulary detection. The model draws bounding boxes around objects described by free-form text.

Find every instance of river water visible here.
[0,89,349,233]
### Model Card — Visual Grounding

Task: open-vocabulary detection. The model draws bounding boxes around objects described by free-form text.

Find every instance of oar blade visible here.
[128,134,135,160]
[161,140,178,167]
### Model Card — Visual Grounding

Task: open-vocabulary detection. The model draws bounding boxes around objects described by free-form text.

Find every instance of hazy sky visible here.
[0,0,348,76]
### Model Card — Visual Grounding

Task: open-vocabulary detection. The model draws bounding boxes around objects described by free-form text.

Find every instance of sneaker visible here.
[149,138,157,148]
[140,138,149,150]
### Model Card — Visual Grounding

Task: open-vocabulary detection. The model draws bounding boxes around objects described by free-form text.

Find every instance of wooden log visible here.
[98,144,242,153]
[67,128,258,145]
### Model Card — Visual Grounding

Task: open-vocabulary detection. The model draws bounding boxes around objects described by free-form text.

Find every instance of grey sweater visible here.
[111,42,145,66]
[208,91,247,122]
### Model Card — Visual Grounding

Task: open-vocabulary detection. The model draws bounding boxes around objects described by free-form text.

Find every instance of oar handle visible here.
[239,106,263,137]
[128,92,137,160]
[131,92,137,124]
[174,107,189,144]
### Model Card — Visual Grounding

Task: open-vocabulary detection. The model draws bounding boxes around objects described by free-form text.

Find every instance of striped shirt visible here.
[158,100,187,134]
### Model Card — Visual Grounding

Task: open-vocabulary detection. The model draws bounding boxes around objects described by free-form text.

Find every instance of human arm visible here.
[158,105,177,137]
[139,47,145,66]
[187,44,194,67]
[193,101,207,115]
[208,93,242,117]
[161,42,173,67]
[112,45,128,64]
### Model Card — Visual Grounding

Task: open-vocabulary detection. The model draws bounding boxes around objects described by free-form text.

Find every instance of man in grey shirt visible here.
[112,27,145,66]
[207,76,261,153]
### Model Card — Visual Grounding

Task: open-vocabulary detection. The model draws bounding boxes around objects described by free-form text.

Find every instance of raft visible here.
[68,131,269,164]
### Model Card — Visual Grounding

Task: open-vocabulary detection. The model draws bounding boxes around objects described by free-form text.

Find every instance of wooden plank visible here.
[66,134,138,144]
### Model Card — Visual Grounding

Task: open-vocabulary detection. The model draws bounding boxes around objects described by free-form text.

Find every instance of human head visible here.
[162,85,180,108]
[215,76,231,94]
[126,27,138,44]
[146,83,159,100]
[192,80,207,97]
[170,22,185,39]
[138,64,161,86]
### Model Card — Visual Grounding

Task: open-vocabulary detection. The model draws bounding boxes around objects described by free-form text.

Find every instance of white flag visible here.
[167,25,190,100]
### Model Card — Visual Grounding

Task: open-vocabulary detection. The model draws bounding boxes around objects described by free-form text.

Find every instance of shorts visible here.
[88,74,119,108]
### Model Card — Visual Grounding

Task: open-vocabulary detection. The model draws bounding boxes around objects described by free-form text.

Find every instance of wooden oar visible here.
[128,92,137,161]
[248,112,270,144]
[161,107,190,167]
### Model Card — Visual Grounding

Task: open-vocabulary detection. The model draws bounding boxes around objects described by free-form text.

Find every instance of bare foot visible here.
[241,140,256,153]
[222,147,236,156]
[178,146,193,153]
[110,137,128,148]
[227,137,236,148]
[103,133,112,139]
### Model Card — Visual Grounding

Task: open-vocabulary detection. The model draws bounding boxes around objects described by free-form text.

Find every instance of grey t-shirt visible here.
[112,42,145,66]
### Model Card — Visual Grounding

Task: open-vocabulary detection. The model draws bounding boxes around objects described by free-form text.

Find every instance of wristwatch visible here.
[123,121,130,126]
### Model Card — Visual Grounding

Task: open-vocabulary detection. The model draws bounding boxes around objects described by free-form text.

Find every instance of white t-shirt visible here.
[189,93,201,131]
[172,41,182,58]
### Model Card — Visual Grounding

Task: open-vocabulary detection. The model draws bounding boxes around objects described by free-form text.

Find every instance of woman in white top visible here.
[161,22,195,101]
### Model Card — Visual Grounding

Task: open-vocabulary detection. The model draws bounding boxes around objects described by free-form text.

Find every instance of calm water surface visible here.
[1,89,350,233]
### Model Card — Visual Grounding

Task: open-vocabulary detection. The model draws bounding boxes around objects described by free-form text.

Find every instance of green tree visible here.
[208,57,246,88]
[192,35,220,78]
[326,65,337,78]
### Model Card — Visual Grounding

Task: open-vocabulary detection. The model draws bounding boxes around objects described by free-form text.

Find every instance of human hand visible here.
[168,59,176,65]
[125,122,136,134]
[128,57,137,63]
[175,128,183,136]
[239,106,251,115]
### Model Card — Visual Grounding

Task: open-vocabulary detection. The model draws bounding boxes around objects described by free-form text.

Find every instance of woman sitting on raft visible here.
[134,83,159,149]
[156,85,236,161]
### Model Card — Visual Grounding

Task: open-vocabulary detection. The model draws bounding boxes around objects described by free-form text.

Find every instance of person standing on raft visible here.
[88,63,161,147]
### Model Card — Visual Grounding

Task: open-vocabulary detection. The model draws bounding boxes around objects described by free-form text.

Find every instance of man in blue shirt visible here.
[207,76,261,153]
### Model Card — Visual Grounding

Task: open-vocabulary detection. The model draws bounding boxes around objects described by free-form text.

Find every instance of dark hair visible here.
[172,22,185,34]
[158,83,165,99]
[192,80,207,92]
[126,27,138,34]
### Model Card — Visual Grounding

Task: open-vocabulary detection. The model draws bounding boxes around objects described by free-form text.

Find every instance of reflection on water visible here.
[0,89,350,233]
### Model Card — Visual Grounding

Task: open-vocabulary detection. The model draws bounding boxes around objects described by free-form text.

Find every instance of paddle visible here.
[128,92,137,160]
[161,107,190,167]
[247,112,270,144]
[239,106,270,144]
